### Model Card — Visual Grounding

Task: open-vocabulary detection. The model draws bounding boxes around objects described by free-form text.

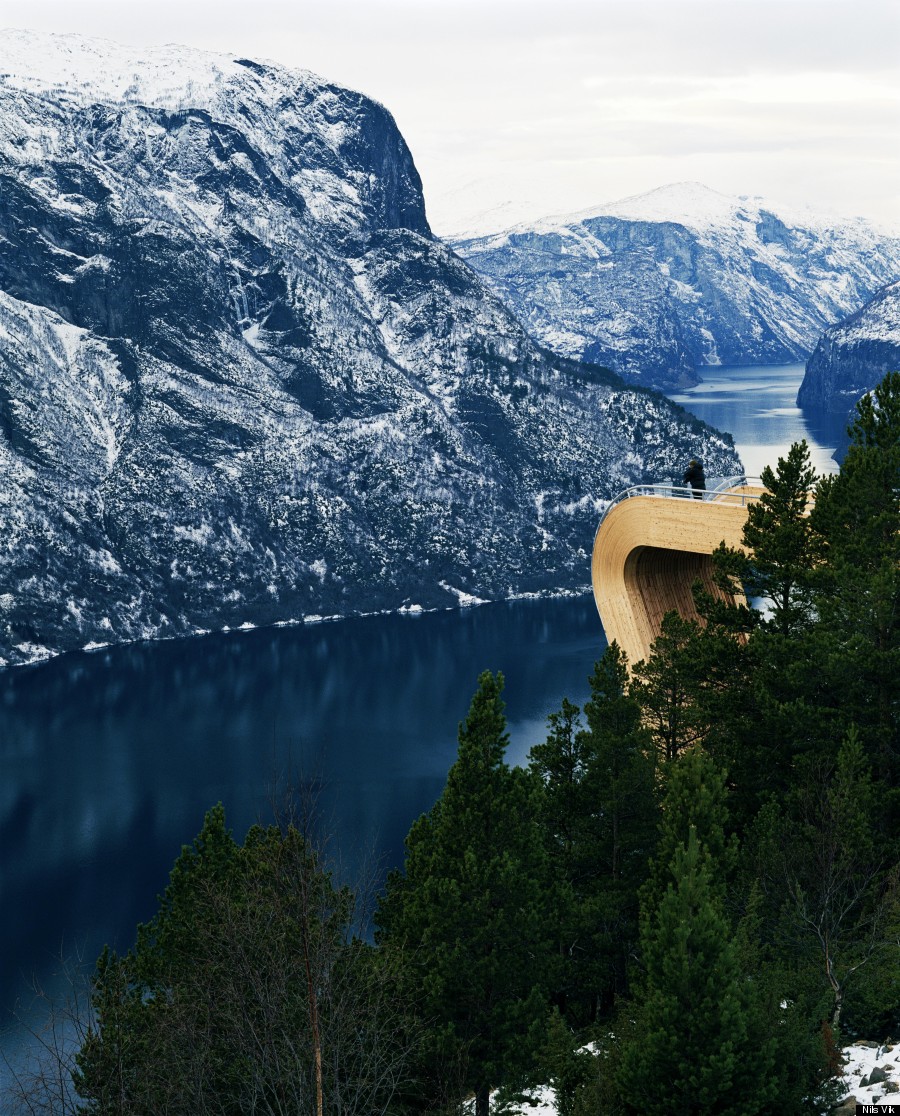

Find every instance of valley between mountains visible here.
[0,32,897,669]
[0,32,742,667]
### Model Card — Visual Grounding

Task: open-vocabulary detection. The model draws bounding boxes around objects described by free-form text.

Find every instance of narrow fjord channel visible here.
[669,361,844,478]
[0,361,842,1067]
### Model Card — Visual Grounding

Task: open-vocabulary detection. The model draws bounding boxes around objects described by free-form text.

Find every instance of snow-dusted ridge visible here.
[511,182,749,239]
[0,32,740,667]
[521,182,900,241]
[0,28,347,118]
[453,183,900,391]
[799,279,900,415]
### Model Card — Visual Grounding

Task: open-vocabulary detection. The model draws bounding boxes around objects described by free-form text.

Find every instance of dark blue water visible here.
[0,360,839,1074]
[1,596,604,1067]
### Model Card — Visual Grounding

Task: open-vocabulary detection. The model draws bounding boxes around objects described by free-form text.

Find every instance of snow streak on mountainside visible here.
[453,183,900,391]
[0,33,740,667]
[798,279,900,414]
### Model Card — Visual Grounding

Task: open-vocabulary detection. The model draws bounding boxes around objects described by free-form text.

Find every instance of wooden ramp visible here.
[591,481,763,667]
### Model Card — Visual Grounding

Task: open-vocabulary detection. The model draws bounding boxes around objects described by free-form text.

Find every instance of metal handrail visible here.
[709,474,764,494]
[593,475,764,543]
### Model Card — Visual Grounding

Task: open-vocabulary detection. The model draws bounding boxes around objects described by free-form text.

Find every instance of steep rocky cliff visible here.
[0,33,740,667]
[453,183,900,391]
[797,280,900,415]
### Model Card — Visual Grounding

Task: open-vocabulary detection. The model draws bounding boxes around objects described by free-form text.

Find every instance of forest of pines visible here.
[11,373,900,1115]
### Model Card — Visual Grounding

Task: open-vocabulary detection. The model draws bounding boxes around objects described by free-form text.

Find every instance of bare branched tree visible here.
[4,796,418,1116]
[2,952,94,1115]
[759,729,900,1029]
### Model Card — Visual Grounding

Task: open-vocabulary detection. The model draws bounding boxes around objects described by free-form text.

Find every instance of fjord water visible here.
[0,360,839,1062]
[669,362,844,476]
[1,596,603,1061]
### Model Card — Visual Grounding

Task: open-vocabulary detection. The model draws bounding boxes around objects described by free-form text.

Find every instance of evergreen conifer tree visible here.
[75,806,409,1116]
[704,441,833,815]
[640,745,737,921]
[738,440,820,636]
[528,645,657,1023]
[579,646,657,1012]
[811,372,900,784]
[376,671,550,1116]
[618,748,775,1115]
[630,612,710,763]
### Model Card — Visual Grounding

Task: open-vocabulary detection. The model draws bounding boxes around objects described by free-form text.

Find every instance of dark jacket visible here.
[683,462,706,492]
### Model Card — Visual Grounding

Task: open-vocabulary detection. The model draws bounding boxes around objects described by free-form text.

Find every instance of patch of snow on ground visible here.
[468,1038,900,1114]
[13,642,52,662]
[173,523,215,545]
[462,1035,900,1116]
[838,1039,900,1108]
[438,581,488,607]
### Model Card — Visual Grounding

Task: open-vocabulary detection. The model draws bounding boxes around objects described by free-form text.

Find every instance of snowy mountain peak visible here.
[0,29,321,113]
[0,28,429,248]
[481,181,894,245]
[0,33,740,667]
[573,181,743,232]
[1,30,252,109]
[454,186,900,390]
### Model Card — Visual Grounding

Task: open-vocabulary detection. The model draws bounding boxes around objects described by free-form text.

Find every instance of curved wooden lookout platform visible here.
[591,479,764,667]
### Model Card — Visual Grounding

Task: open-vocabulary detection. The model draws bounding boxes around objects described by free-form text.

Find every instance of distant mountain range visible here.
[453,183,900,392]
[0,32,740,667]
[798,279,900,416]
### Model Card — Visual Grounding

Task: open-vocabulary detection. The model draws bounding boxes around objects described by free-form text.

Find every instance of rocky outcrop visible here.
[798,280,900,414]
[0,34,740,666]
[453,183,900,391]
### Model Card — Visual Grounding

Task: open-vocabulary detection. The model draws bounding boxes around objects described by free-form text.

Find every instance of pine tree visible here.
[810,372,900,784]
[581,644,657,890]
[75,806,410,1115]
[528,645,657,1023]
[639,745,737,922]
[528,696,587,885]
[621,830,766,1115]
[630,612,710,763]
[741,440,820,636]
[376,671,550,1116]
[618,748,775,1116]
[702,441,832,817]
[527,695,591,1020]
[579,646,657,1012]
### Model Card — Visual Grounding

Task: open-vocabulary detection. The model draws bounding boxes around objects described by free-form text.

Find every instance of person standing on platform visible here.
[683,459,706,499]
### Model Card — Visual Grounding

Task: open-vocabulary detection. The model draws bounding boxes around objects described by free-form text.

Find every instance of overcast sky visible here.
[4,0,899,235]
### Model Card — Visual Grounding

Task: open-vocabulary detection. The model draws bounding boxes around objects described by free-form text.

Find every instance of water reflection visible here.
[669,363,845,476]
[2,359,848,1070]
[1,596,604,1035]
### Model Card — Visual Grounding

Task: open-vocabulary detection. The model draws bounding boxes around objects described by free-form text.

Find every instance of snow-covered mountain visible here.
[798,279,900,414]
[452,183,900,391]
[0,32,740,667]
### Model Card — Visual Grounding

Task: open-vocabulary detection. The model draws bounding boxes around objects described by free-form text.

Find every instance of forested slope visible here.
[31,375,900,1116]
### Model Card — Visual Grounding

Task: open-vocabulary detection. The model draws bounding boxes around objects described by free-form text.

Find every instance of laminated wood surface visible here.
[591,487,763,667]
